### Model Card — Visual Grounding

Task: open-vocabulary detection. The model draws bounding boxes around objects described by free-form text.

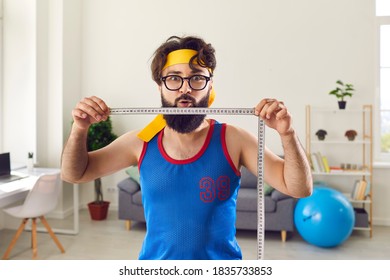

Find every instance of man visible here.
[61,35,312,260]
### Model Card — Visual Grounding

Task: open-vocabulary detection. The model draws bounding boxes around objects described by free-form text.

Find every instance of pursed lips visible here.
[176,99,193,107]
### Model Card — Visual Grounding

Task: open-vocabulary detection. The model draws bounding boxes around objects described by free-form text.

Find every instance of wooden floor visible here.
[0,209,389,260]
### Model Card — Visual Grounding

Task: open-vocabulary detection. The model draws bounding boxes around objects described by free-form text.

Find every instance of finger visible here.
[72,108,88,120]
[89,96,110,114]
[261,100,282,119]
[275,107,288,120]
[76,103,101,121]
[78,97,109,121]
[258,102,272,120]
[255,98,275,116]
[80,96,108,115]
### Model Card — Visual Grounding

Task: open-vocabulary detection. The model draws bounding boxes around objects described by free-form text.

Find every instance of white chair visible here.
[2,173,65,259]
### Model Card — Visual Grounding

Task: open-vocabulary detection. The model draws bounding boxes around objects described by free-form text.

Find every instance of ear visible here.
[209,79,214,90]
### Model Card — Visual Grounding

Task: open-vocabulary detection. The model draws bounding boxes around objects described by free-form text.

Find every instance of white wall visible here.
[80,0,383,221]
[2,0,388,226]
[2,0,36,162]
[0,0,81,229]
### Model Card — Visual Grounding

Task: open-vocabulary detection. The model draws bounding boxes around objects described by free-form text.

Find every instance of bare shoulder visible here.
[114,130,145,160]
[223,124,257,171]
[89,129,145,169]
[224,123,282,179]
[224,123,257,144]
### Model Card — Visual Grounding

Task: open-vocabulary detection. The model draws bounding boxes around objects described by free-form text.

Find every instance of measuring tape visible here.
[110,107,265,260]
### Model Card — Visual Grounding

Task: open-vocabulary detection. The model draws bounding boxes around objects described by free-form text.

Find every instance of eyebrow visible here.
[165,69,204,75]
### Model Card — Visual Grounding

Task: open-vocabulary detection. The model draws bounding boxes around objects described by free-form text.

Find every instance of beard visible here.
[161,91,210,134]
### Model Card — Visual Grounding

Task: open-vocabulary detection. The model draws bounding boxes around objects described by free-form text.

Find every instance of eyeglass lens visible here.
[163,75,209,91]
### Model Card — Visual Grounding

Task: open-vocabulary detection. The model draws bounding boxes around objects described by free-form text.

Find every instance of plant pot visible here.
[338,101,347,109]
[345,130,357,141]
[88,201,110,220]
[315,129,327,141]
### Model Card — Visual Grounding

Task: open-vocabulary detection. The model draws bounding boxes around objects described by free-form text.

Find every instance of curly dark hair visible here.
[150,35,216,85]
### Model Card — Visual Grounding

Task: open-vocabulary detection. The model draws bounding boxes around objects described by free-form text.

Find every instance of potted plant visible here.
[328,80,354,109]
[315,129,327,141]
[87,116,117,220]
[345,130,357,141]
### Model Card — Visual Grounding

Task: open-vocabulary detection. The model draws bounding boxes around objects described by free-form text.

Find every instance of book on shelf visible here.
[310,152,330,173]
[351,179,368,200]
[321,155,330,173]
[351,180,360,199]
[364,181,371,199]
[314,152,325,172]
[310,153,321,172]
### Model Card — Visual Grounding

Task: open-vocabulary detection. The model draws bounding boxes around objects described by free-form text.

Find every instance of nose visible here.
[179,78,192,94]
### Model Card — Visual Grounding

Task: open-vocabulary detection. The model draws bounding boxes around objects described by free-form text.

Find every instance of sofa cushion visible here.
[271,189,292,201]
[240,167,274,195]
[237,189,276,212]
[264,196,276,212]
[117,177,140,195]
[125,166,140,184]
[132,191,143,206]
[240,167,257,189]
[236,188,256,211]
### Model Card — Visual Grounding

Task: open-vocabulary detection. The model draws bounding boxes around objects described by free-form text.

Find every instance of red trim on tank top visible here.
[158,120,216,164]
[221,124,241,176]
[138,141,148,170]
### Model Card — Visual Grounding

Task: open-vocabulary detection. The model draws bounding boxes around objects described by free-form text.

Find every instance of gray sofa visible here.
[117,167,297,242]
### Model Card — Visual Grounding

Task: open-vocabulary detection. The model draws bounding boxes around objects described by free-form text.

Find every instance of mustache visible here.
[174,94,196,106]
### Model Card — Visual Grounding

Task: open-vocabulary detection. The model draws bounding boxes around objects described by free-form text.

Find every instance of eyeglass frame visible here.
[160,74,212,91]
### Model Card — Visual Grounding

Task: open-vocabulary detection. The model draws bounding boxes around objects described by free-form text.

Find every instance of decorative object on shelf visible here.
[294,186,355,248]
[86,116,117,220]
[345,130,357,141]
[315,129,327,140]
[27,152,34,172]
[328,80,354,109]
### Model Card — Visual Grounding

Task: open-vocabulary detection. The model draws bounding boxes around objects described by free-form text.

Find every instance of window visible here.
[376,1,390,162]
[379,25,390,155]
[377,0,390,16]
[0,0,3,151]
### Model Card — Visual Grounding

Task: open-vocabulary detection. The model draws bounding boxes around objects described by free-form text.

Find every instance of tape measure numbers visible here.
[110,107,256,115]
[110,107,265,260]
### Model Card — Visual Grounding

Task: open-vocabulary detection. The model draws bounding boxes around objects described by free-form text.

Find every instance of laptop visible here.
[0,152,28,185]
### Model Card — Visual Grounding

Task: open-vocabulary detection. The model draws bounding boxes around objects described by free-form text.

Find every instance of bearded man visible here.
[61,35,312,260]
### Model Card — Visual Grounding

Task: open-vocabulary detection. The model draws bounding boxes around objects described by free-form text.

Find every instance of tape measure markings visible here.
[110,107,265,260]
[110,107,255,115]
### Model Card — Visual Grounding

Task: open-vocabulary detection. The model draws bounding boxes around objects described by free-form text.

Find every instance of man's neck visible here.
[162,119,211,160]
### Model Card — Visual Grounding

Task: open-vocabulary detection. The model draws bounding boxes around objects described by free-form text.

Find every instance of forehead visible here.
[162,63,209,76]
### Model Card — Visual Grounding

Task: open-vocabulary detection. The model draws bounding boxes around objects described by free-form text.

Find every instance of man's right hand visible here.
[72,96,110,130]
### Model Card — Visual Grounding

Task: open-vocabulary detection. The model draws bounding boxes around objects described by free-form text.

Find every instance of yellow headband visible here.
[137,49,216,142]
[162,49,199,70]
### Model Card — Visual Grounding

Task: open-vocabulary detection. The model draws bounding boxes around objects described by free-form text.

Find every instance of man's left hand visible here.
[254,98,294,136]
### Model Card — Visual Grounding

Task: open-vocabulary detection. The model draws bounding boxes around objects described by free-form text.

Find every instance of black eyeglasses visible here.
[161,75,211,91]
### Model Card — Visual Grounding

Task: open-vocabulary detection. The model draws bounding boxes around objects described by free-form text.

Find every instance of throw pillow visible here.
[264,182,274,196]
[125,166,140,185]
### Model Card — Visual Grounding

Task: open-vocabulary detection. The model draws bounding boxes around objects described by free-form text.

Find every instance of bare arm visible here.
[61,124,89,183]
[277,130,312,197]
[61,96,142,183]
[229,98,312,198]
[255,98,312,197]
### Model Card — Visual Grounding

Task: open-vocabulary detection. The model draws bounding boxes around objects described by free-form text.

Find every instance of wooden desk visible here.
[0,168,79,235]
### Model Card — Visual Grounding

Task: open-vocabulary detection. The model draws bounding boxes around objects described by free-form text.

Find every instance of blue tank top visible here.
[138,120,242,260]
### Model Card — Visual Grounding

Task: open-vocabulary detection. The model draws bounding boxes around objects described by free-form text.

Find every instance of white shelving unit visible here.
[306,105,373,237]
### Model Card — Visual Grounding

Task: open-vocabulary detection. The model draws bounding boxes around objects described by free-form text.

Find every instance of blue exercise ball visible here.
[294,187,355,248]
